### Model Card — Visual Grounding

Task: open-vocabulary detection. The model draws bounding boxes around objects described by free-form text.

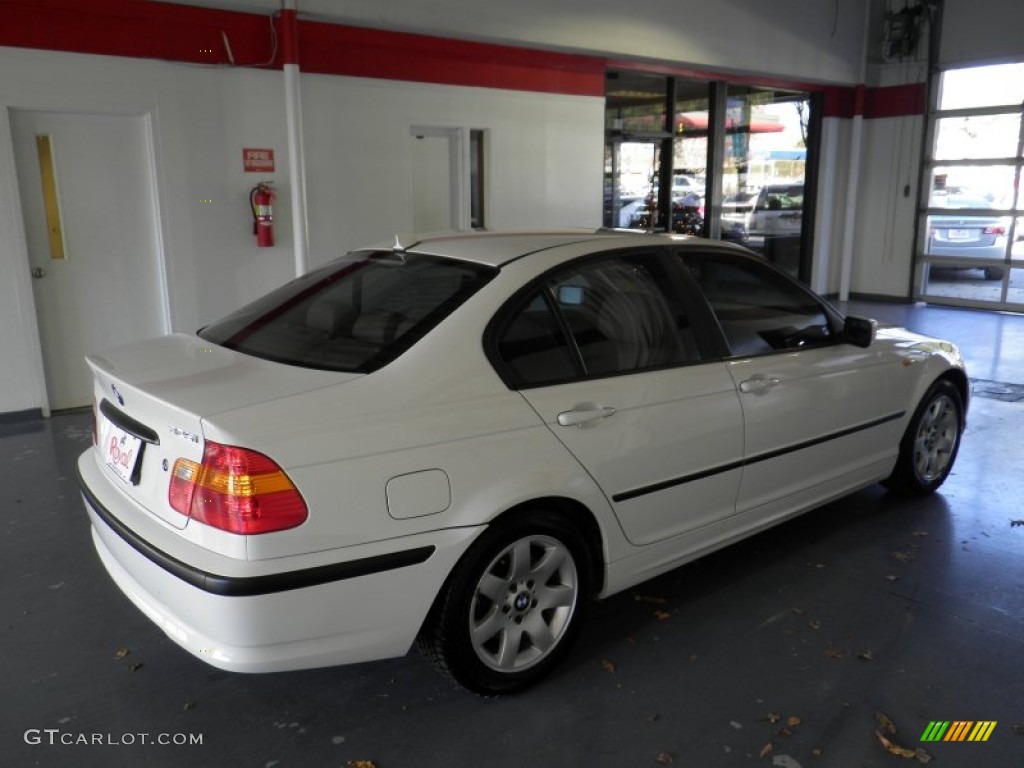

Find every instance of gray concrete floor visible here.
[3,301,1024,768]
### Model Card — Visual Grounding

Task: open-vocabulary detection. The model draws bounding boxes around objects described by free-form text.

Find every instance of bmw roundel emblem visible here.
[112,384,124,406]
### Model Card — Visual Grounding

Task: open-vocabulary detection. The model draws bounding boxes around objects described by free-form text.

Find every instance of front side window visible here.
[200,252,496,372]
[493,251,700,387]
[683,252,835,356]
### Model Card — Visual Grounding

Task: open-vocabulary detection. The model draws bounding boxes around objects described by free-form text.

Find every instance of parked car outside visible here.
[723,183,804,241]
[79,230,967,694]
[927,193,1010,280]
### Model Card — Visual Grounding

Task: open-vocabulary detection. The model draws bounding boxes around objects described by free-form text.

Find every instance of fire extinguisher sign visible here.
[242,148,275,173]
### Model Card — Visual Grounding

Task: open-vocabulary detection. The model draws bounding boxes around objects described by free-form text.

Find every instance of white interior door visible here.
[11,110,167,411]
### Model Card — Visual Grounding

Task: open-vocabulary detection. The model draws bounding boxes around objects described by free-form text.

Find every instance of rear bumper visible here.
[78,451,481,672]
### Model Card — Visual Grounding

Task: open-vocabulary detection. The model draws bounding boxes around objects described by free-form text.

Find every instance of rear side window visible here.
[200,252,496,372]
[493,251,700,387]
[683,252,834,356]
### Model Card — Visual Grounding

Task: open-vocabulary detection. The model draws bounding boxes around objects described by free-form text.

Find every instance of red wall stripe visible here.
[822,83,926,119]
[2,0,604,96]
[296,20,605,96]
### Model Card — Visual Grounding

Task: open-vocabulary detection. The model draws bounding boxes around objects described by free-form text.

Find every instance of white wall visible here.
[0,45,603,415]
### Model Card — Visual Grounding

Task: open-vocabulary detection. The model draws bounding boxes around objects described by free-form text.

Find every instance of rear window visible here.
[199,251,496,372]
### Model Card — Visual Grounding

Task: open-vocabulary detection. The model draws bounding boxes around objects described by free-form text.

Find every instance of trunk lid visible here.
[87,333,354,529]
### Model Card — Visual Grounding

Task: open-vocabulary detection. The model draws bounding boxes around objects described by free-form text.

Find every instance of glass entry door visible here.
[604,140,662,230]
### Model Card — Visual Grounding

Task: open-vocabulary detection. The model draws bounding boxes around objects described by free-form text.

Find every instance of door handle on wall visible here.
[557,404,617,427]
[31,266,46,279]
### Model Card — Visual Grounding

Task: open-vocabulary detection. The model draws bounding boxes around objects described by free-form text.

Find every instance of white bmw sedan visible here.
[78,231,967,694]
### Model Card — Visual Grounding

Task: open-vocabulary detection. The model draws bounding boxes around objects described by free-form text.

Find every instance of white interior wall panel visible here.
[0,45,602,414]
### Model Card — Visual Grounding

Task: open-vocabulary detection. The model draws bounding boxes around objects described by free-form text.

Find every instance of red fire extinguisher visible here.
[250,182,275,247]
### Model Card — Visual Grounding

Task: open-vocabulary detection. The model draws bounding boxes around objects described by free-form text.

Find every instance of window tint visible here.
[200,252,496,373]
[683,253,833,356]
[495,294,579,386]
[494,251,699,386]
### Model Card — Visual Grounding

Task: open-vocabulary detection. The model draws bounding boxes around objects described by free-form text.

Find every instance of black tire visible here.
[884,378,964,495]
[418,510,592,695]
[983,267,1005,281]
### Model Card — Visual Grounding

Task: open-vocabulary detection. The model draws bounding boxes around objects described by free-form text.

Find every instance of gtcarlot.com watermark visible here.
[24,729,203,747]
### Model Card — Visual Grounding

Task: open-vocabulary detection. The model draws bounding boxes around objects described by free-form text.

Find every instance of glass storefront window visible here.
[720,86,811,277]
[603,72,815,281]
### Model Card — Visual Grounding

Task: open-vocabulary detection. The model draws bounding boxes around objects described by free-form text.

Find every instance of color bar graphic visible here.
[920,720,997,742]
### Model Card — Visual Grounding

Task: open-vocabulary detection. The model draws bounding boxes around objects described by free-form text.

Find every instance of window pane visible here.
[924,211,1010,262]
[719,87,810,277]
[548,253,698,376]
[605,72,669,135]
[683,253,833,356]
[922,264,1005,301]
[1009,267,1024,306]
[928,165,1017,208]
[604,141,661,229]
[939,63,1024,110]
[495,294,577,386]
[934,114,1022,161]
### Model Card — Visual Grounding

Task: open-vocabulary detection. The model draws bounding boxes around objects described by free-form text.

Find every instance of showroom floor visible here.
[3,300,1023,768]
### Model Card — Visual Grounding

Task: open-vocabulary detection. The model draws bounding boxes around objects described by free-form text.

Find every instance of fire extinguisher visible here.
[250,182,275,247]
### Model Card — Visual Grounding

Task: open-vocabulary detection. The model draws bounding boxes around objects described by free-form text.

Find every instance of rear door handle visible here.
[739,376,780,394]
[557,404,617,427]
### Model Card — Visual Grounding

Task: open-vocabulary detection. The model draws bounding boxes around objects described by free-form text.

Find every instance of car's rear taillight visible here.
[168,441,307,534]
[983,225,1006,235]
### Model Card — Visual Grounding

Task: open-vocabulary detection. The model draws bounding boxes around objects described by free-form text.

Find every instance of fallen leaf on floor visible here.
[347,761,379,768]
[127,662,143,672]
[601,659,616,674]
[892,551,915,562]
[876,730,916,757]
[759,741,774,758]
[811,748,823,757]
[762,713,782,724]
[654,610,672,621]
[808,619,821,630]
[654,751,674,764]
[776,727,792,737]
[635,594,668,604]
[914,748,933,764]
[183,701,194,711]
[113,647,130,660]
[857,649,876,662]
[787,716,802,727]
[875,712,897,735]
[885,574,900,583]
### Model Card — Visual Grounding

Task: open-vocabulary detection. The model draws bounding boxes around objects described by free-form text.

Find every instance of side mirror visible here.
[843,315,876,348]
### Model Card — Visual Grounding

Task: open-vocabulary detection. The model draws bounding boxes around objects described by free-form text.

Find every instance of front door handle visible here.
[739,376,780,394]
[557,404,617,428]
